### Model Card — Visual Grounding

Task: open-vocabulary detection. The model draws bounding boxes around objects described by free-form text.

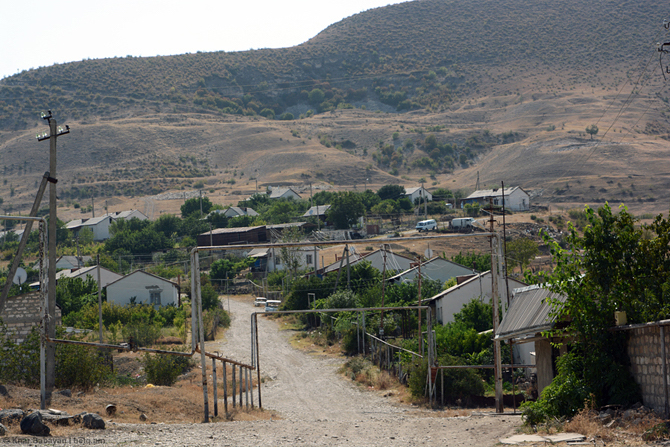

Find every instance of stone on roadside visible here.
[598,413,612,425]
[0,409,25,425]
[82,413,105,430]
[0,423,7,436]
[20,412,50,436]
[57,389,72,398]
[139,413,147,421]
[0,385,8,397]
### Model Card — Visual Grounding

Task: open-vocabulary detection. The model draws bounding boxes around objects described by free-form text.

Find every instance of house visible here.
[388,257,475,287]
[460,186,530,212]
[57,265,122,288]
[423,271,526,325]
[106,270,179,307]
[495,285,568,394]
[249,246,320,273]
[303,205,331,224]
[405,186,433,203]
[107,209,148,221]
[267,222,311,239]
[0,291,62,343]
[56,255,93,270]
[196,225,268,247]
[315,248,415,276]
[220,206,259,218]
[66,215,114,241]
[268,187,301,200]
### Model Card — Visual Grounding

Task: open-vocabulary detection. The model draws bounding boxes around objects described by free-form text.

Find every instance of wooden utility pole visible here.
[37,111,70,405]
[380,245,387,336]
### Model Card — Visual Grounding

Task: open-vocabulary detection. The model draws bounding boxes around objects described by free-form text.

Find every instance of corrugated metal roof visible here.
[496,285,566,341]
[465,186,520,200]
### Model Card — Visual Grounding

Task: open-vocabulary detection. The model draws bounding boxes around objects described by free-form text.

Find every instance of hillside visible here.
[1,0,669,216]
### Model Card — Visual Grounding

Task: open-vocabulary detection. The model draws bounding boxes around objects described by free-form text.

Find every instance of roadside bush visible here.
[122,322,162,347]
[520,353,590,425]
[407,356,485,403]
[202,307,230,341]
[0,325,112,388]
[142,349,193,386]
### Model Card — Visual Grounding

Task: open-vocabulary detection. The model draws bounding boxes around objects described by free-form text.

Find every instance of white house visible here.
[425,271,526,325]
[221,206,259,218]
[461,186,530,212]
[388,257,475,286]
[56,265,122,288]
[66,215,114,241]
[108,209,148,221]
[106,270,179,307]
[317,248,415,276]
[248,246,319,273]
[268,187,301,200]
[405,186,433,203]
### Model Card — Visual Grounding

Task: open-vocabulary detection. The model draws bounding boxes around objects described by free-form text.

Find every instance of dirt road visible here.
[78,296,521,446]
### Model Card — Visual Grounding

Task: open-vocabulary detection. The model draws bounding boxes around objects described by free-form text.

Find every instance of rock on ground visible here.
[20,412,50,436]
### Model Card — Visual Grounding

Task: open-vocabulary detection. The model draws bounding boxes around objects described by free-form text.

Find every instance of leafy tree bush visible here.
[142,349,193,386]
[451,251,491,272]
[327,191,365,229]
[180,197,213,218]
[56,276,100,316]
[408,356,485,403]
[377,184,406,201]
[505,238,539,273]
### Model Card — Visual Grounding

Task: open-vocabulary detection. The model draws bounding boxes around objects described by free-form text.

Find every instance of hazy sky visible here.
[1,0,410,80]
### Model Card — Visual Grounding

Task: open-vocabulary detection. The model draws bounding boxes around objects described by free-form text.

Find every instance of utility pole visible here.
[379,245,387,337]
[91,197,95,218]
[199,189,203,217]
[37,110,70,406]
[417,255,422,355]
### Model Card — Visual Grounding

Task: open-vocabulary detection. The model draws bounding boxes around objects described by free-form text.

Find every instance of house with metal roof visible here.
[268,187,302,200]
[388,257,475,287]
[220,206,259,218]
[106,270,179,308]
[495,284,568,394]
[196,225,267,247]
[66,215,114,241]
[461,186,530,212]
[405,186,433,203]
[107,209,148,221]
[423,271,526,325]
[313,248,415,276]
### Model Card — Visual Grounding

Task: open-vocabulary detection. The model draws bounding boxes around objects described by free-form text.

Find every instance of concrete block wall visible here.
[627,325,668,415]
[0,291,61,343]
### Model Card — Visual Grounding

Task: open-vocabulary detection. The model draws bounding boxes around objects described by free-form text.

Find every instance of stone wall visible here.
[0,291,61,343]
[627,325,669,415]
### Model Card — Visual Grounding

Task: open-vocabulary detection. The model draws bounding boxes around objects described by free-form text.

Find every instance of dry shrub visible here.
[564,409,612,442]
[376,371,393,390]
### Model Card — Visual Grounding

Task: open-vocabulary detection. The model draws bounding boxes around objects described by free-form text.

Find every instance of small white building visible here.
[56,265,122,288]
[425,271,526,325]
[221,206,259,218]
[268,187,301,200]
[108,209,148,221]
[248,247,319,273]
[66,215,114,241]
[106,270,179,307]
[388,257,475,286]
[405,186,433,203]
[461,186,530,212]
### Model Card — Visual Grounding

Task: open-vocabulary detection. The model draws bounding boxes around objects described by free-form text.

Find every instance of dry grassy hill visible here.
[1,0,669,217]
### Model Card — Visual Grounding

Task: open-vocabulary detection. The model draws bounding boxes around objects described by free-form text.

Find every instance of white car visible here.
[254,297,267,307]
[415,219,437,232]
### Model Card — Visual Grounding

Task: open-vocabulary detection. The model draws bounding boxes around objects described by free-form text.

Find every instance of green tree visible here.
[308,88,325,106]
[377,184,405,201]
[451,251,490,272]
[526,204,660,420]
[585,124,599,140]
[327,192,365,229]
[180,197,212,218]
[424,134,438,150]
[505,238,539,273]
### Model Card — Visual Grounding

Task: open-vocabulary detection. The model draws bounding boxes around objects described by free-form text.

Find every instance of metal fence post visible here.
[212,358,218,417]
[223,361,228,414]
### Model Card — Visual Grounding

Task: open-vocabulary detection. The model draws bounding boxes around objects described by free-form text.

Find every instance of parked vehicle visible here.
[254,297,267,307]
[264,300,281,312]
[450,217,476,230]
[415,219,437,232]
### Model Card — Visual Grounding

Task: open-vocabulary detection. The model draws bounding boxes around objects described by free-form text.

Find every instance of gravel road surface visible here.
[27,297,522,446]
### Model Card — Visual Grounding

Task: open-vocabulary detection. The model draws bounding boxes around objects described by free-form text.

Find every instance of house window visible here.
[306,254,313,265]
[150,291,161,306]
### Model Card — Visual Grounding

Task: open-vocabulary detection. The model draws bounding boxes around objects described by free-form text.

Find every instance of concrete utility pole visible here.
[37,110,69,405]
